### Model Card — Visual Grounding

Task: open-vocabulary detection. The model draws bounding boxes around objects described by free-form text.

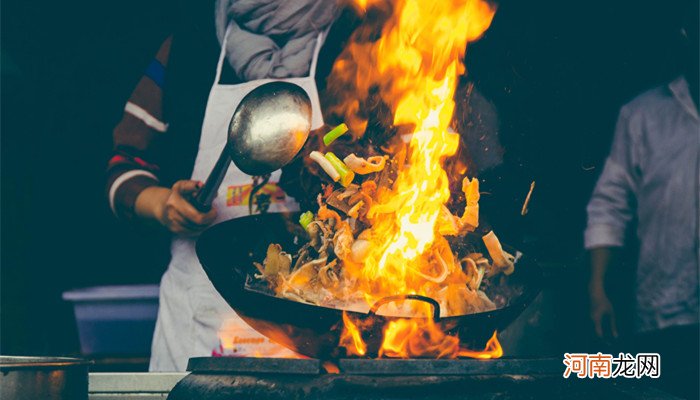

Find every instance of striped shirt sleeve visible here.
[107,36,172,220]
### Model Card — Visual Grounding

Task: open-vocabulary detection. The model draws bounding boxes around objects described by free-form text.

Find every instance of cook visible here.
[106,0,338,371]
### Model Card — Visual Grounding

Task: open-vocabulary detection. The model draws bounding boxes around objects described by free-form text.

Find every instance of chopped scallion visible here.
[323,123,349,146]
[324,152,355,187]
[299,211,314,230]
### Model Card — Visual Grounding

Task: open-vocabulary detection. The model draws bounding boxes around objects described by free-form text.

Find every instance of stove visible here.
[157,357,681,400]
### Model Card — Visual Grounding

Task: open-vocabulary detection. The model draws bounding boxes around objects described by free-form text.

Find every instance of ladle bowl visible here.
[229,81,312,176]
[191,81,312,212]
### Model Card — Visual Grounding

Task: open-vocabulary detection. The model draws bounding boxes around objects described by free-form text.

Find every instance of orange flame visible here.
[330,0,499,358]
[352,0,379,13]
[381,321,503,359]
[340,311,503,359]
[458,331,503,359]
[322,361,341,374]
[340,311,368,356]
[351,0,496,298]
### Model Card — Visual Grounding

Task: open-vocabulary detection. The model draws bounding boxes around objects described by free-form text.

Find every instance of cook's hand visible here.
[589,286,618,339]
[135,180,217,236]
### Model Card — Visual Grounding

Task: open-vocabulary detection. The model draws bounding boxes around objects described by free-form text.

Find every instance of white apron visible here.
[149,28,326,371]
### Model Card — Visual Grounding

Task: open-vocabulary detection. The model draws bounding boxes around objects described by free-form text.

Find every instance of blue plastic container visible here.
[62,285,159,355]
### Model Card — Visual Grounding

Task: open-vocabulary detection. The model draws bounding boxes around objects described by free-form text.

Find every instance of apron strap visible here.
[213,25,233,86]
[308,30,326,79]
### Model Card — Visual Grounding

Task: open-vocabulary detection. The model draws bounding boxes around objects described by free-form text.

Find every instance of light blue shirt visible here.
[585,76,699,332]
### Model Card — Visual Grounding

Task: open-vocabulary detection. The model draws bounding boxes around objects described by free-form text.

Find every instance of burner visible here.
[166,357,678,400]
[337,358,561,376]
[187,357,322,375]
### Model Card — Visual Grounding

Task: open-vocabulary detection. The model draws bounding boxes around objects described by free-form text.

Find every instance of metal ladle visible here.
[191,81,312,212]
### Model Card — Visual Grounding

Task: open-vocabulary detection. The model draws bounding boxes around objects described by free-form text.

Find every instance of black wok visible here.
[195,212,543,359]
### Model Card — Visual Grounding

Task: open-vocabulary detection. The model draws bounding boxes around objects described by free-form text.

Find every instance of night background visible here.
[0,0,690,358]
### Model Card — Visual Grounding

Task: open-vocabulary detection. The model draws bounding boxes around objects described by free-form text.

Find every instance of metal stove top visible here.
[185,356,563,376]
[163,357,680,400]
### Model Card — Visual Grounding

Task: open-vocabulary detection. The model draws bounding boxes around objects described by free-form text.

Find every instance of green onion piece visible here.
[324,152,355,187]
[299,211,314,230]
[323,123,349,146]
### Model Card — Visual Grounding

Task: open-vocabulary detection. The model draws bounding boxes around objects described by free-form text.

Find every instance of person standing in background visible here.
[585,3,698,398]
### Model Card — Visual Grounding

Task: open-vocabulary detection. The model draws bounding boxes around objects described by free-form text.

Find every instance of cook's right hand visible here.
[134,180,217,236]
[589,287,618,339]
[157,180,217,235]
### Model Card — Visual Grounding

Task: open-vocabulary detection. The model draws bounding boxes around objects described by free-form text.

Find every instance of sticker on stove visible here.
[213,318,301,358]
[563,352,660,379]
[211,338,300,358]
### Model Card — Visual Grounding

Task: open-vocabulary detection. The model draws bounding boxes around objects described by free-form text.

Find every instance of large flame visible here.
[330,0,499,358]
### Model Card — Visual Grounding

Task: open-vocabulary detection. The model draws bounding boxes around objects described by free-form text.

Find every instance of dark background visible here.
[0,0,691,356]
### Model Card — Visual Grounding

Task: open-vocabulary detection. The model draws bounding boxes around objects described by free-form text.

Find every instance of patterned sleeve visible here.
[107,36,172,220]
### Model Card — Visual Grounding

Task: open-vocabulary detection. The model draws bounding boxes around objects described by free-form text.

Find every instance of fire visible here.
[340,311,503,359]
[328,0,499,358]
[458,331,503,359]
[352,0,379,12]
[340,311,368,356]
[381,321,502,359]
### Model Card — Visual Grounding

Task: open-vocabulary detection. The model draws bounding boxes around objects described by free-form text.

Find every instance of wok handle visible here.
[368,294,441,322]
[190,147,231,212]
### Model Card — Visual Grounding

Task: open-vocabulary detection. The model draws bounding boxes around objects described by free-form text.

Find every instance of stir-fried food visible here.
[253,131,516,318]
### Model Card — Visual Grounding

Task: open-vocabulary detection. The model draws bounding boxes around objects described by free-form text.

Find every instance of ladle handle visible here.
[191,147,231,212]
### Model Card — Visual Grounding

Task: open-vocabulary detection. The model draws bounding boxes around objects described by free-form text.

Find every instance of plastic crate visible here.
[62,285,159,355]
